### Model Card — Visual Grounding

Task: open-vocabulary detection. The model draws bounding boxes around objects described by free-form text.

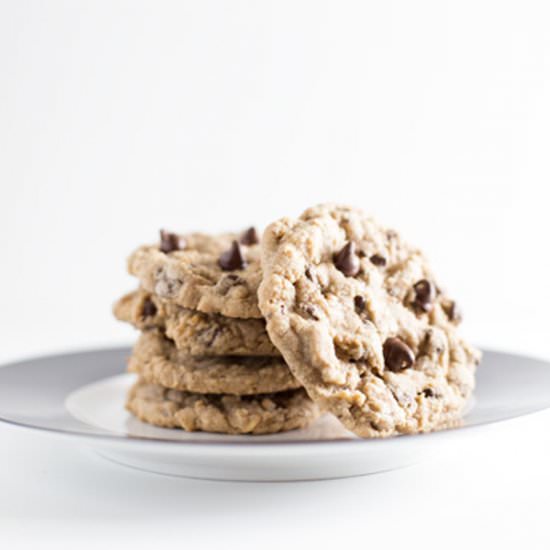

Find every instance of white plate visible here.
[1,347,549,481]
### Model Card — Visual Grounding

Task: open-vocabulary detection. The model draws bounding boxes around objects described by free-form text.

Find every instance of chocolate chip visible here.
[301,305,320,320]
[370,254,387,267]
[354,295,366,313]
[217,273,245,295]
[422,388,435,398]
[334,241,360,277]
[448,301,462,323]
[240,226,259,246]
[383,337,415,372]
[305,266,314,281]
[160,230,185,253]
[142,298,157,318]
[413,279,435,312]
[205,326,223,347]
[219,240,246,271]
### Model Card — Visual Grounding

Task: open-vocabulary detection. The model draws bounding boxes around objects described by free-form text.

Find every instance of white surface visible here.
[1,0,549,547]
[2,413,550,550]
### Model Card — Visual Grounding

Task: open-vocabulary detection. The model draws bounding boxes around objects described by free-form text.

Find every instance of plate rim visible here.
[0,345,549,451]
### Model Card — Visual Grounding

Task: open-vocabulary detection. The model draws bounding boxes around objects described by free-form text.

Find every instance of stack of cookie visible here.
[114,229,320,435]
[115,204,481,438]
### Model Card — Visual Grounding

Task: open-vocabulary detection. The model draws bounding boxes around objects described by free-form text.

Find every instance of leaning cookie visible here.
[127,228,263,319]
[114,289,279,357]
[128,330,299,395]
[258,204,481,438]
[126,380,319,435]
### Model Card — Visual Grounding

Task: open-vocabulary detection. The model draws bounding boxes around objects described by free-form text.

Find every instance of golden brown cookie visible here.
[127,230,262,319]
[128,330,299,395]
[114,289,278,357]
[259,204,480,438]
[126,379,319,435]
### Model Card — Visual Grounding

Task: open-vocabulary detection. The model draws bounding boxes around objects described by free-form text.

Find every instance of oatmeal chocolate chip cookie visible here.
[258,204,481,438]
[127,229,263,319]
[126,380,319,435]
[114,289,279,357]
[128,330,299,395]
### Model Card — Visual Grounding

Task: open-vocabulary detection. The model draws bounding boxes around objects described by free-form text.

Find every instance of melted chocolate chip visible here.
[217,273,245,296]
[160,230,185,254]
[354,295,366,313]
[206,326,223,347]
[334,241,360,277]
[302,305,320,321]
[383,337,415,372]
[370,254,387,267]
[422,388,435,398]
[142,298,157,318]
[219,240,246,271]
[413,279,435,312]
[240,226,259,246]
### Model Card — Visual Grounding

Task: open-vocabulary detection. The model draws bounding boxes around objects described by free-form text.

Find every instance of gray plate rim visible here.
[0,345,548,450]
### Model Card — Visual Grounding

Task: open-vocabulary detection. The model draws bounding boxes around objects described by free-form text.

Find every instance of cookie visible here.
[126,380,319,435]
[127,229,262,319]
[114,289,278,357]
[128,330,299,395]
[258,204,481,438]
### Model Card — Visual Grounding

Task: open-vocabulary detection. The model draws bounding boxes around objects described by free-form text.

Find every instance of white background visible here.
[1,1,549,548]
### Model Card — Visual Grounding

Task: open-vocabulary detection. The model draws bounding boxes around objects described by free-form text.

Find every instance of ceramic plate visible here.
[0,347,549,481]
